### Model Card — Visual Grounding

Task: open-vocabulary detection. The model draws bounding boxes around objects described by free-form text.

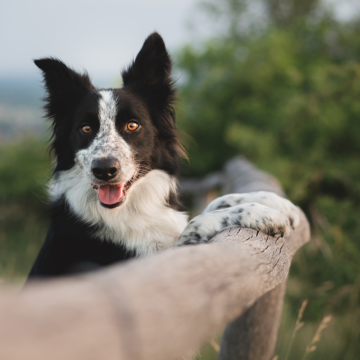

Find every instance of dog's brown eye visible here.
[81,125,92,134]
[127,122,139,131]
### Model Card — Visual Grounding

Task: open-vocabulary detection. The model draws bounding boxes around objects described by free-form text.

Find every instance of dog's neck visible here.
[50,166,188,256]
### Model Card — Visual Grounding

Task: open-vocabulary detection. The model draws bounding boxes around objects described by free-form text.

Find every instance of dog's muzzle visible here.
[91,157,120,181]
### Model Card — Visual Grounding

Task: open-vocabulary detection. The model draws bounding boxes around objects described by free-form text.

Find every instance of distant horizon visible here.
[0,73,118,89]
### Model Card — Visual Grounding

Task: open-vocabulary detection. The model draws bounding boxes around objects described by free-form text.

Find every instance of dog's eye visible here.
[127,122,139,131]
[81,125,92,134]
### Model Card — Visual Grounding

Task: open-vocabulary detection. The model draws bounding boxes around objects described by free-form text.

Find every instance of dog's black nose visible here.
[91,158,120,181]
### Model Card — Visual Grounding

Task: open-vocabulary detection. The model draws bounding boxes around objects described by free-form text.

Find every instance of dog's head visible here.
[36,33,184,209]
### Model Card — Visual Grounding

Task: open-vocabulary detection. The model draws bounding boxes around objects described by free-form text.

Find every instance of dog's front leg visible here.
[176,191,300,246]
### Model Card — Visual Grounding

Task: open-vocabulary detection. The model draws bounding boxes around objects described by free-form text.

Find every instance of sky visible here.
[0,0,201,86]
[1,0,359,87]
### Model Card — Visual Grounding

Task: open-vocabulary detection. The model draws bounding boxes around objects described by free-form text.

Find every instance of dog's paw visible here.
[203,191,300,229]
[176,202,291,246]
[227,202,292,237]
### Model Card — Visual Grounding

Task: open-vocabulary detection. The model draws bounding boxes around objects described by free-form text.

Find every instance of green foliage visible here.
[0,138,50,280]
[176,0,360,358]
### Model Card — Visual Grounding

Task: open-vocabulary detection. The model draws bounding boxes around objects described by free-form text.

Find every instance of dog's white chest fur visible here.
[50,168,188,256]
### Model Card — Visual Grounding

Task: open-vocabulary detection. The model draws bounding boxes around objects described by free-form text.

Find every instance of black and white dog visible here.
[28,33,300,280]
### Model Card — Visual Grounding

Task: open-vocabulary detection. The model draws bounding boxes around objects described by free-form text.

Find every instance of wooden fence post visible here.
[180,156,309,360]
[0,156,310,360]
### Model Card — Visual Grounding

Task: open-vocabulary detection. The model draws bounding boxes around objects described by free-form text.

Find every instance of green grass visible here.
[0,137,51,282]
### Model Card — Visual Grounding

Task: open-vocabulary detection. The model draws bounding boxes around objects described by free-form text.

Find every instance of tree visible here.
[176,1,360,357]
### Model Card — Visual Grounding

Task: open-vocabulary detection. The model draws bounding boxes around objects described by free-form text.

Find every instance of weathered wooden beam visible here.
[0,157,310,360]
[181,156,307,360]
[179,156,285,198]
[221,156,285,198]
[0,216,309,360]
[218,282,287,360]
[218,156,289,360]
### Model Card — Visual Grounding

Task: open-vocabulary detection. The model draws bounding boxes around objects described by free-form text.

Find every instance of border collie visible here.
[27,33,300,280]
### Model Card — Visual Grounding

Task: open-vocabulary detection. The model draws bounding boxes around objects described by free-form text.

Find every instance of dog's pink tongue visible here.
[98,184,124,205]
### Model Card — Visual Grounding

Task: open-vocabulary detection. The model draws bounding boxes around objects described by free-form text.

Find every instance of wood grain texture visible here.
[0,213,309,360]
[179,156,285,198]
[181,156,310,360]
[218,156,303,360]
[218,282,287,360]
[0,156,310,360]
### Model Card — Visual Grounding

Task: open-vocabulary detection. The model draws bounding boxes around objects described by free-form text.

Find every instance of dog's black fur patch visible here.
[28,197,135,279]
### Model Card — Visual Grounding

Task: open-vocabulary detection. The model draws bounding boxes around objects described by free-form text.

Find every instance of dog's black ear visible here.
[121,33,175,108]
[121,33,177,137]
[34,58,95,118]
[122,32,172,88]
[122,33,186,167]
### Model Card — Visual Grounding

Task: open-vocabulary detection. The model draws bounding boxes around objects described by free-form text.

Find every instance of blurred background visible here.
[1,0,360,359]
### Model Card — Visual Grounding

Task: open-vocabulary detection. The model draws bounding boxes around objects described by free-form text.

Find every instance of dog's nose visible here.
[91,158,120,181]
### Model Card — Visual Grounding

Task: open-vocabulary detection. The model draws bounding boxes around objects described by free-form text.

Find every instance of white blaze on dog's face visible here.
[67,86,165,209]
[75,90,137,208]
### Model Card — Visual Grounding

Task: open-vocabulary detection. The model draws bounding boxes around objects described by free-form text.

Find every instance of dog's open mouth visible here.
[98,184,124,206]
[92,174,137,209]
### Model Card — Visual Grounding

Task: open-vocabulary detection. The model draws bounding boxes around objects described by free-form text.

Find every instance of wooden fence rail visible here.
[0,157,310,360]
[180,156,310,360]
